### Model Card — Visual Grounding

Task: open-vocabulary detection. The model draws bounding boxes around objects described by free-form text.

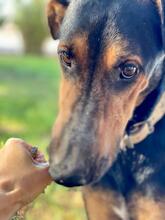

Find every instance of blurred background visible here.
[0,0,86,219]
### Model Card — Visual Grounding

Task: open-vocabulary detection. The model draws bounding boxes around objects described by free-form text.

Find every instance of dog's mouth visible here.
[49,168,105,187]
[48,150,112,187]
[48,128,121,187]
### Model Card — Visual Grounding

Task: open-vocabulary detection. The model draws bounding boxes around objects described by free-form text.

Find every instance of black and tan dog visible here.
[47,0,165,219]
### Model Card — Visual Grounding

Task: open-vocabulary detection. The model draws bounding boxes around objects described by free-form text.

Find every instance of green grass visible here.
[0,55,86,220]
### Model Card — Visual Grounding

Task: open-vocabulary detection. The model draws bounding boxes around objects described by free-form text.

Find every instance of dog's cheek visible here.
[97,74,148,160]
[52,76,81,139]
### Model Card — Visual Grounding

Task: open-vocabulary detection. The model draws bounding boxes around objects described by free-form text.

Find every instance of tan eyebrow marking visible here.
[72,34,88,66]
[59,33,88,72]
[155,0,163,23]
[103,40,128,69]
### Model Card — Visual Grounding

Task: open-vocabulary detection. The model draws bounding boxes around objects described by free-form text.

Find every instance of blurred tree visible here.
[0,2,5,26]
[0,17,5,26]
[15,0,48,54]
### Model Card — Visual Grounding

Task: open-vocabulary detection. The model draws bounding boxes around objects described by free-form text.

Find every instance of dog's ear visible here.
[47,0,70,40]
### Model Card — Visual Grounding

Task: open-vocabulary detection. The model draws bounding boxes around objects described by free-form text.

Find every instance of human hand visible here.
[0,138,52,217]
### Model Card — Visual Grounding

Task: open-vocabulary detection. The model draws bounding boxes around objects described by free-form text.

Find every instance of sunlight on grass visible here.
[0,85,9,96]
[26,186,86,220]
[0,116,26,133]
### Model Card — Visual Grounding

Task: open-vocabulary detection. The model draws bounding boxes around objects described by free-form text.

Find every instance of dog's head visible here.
[48,0,164,187]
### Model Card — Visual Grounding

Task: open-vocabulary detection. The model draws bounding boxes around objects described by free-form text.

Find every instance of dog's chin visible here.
[53,176,100,187]
[52,163,111,188]
[54,177,91,187]
[54,172,109,187]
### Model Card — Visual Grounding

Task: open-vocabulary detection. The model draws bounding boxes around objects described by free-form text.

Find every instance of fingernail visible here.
[34,162,49,168]
[31,146,38,159]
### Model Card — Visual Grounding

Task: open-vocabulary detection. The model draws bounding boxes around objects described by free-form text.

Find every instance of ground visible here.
[0,55,86,220]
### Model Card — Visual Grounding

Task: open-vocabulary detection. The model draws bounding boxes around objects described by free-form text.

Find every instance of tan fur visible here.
[83,187,125,220]
[103,40,128,69]
[129,193,165,220]
[155,0,163,21]
[52,76,81,138]
[72,35,88,69]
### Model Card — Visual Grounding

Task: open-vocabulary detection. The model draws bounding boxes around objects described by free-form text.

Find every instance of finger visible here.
[5,138,46,162]
[38,168,52,184]
[4,138,33,156]
[34,153,46,163]
[31,167,52,186]
[4,138,51,173]
[30,147,38,159]
[33,161,50,168]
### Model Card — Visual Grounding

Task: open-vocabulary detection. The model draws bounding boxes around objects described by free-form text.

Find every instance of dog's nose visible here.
[49,163,90,187]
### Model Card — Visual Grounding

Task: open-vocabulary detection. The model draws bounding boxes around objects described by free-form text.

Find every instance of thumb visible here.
[33,166,52,185]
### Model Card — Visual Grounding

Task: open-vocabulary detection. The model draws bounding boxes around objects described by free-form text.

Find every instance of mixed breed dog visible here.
[46,0,165,219]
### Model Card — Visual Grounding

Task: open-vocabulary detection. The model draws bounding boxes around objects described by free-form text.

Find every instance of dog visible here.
[47,1,165,219]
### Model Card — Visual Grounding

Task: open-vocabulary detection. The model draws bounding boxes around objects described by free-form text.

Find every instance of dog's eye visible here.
[120,62,139,79]
[59,50,72,68]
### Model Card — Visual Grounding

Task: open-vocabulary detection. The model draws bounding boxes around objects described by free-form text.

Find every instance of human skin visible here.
[0,138,52,220]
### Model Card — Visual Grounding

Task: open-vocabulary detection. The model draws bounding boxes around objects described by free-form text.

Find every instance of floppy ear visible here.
[47,0,70,40]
